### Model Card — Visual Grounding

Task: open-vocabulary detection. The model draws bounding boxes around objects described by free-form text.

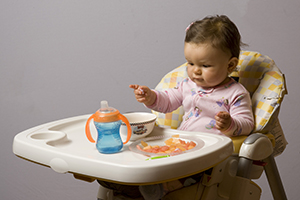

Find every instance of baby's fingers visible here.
[216,111,230,119]
[129,84,139,90]
[215,112,232,131]
[129,84,144,95]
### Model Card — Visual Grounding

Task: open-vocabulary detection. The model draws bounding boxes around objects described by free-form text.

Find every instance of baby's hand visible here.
[215,111,232,132]
[129,84,156,106]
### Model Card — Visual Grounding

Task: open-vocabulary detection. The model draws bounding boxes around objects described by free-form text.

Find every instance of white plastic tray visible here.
[13,114,233,184]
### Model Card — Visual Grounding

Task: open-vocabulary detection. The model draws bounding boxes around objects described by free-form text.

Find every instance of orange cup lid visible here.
[93,109,121,122]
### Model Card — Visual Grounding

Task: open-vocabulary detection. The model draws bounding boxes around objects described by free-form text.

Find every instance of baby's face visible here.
[184,42,236,88]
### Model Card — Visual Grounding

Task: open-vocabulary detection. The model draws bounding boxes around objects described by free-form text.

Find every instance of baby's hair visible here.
[185,15,246,59]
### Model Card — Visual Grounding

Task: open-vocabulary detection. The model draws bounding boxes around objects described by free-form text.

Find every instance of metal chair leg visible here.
[263,155,288,200]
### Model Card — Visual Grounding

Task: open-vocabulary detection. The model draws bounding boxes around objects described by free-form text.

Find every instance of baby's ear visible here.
[227,57,239,73]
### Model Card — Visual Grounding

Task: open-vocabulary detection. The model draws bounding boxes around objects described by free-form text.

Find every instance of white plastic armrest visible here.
[239,133,273,160]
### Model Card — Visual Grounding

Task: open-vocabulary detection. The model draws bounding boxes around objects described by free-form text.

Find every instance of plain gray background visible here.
[1,0,299,199]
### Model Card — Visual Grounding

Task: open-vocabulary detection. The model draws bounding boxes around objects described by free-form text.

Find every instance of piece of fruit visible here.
[141,140,148,147]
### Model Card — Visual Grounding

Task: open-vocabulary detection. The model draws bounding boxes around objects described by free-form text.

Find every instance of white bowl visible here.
[120,112,157,141]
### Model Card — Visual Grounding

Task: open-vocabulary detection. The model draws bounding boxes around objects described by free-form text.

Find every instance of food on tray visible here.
[136,135,196,155]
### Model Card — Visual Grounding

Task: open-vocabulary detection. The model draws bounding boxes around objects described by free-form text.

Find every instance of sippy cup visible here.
[85,101,131,154]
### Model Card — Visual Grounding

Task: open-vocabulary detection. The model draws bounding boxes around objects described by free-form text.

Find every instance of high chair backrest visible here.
[152,51,288,155]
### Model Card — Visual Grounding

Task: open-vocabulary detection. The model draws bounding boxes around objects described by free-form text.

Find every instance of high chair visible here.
[12,51,288,200]
[151,50,288,200]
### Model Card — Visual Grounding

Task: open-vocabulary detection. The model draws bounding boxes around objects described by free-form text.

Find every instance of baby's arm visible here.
[129,85,157,106]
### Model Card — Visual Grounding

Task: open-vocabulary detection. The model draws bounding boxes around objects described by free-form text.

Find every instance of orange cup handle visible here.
[85,114,96,143]
[119,114,132,144]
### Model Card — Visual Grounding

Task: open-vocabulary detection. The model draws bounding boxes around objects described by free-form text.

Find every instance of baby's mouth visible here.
[193,77,203,82]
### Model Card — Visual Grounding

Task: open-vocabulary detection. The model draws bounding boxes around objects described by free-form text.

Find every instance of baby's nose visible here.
[194,67,202,75]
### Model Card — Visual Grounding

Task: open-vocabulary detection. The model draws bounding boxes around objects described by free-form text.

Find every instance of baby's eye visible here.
[188,63,194,66]
[202,65,211,68]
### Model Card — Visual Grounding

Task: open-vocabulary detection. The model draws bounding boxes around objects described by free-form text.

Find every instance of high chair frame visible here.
[151,51,288,200]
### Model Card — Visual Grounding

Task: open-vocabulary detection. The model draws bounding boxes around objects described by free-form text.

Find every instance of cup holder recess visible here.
[30,131,66,141]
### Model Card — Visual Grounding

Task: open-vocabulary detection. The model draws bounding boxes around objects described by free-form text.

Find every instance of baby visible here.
[130,15,254,138]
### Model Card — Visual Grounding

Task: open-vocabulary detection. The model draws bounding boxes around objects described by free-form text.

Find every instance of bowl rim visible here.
[121,112,157,126]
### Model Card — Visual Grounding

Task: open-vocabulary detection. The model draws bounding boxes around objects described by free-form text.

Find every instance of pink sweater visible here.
[148,78,254,137]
